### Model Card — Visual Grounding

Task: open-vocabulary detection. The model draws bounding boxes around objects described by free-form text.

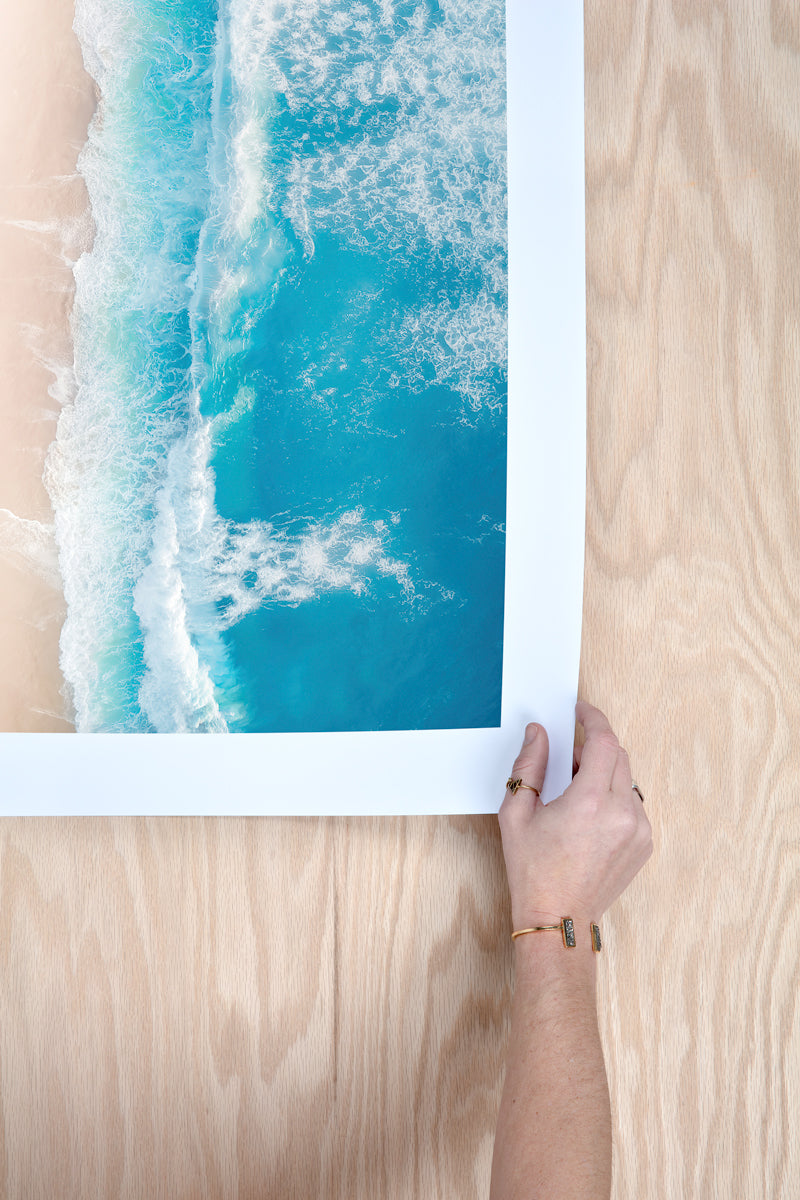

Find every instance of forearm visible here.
[490,934,612,1200]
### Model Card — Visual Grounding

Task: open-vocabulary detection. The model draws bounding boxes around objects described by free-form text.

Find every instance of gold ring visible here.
[506,777,541,798]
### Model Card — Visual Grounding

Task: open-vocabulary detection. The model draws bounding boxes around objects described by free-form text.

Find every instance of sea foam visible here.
[54,0,506,732]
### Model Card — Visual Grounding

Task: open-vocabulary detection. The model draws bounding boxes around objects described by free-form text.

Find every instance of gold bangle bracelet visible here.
[511,917,602,952]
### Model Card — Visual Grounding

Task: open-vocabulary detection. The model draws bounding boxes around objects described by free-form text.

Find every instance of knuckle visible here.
[573,787,603,817]
[573,782,604,811]
[616,806,640,837]
[579,777,606,802]
[511,746,539,775]
[596,731,619,752]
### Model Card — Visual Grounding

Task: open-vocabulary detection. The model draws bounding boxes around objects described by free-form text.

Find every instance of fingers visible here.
[502,705,631,817]
[610,744,632,794]
[502,722,549,813]
[574,700,620,791]
[576,702,639,810]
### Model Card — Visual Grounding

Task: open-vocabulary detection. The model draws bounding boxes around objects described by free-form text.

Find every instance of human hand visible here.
[498,700,653,930]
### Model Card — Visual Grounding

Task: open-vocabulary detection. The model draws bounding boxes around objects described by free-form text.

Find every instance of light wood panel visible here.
[2,2,799,1196]
[0,815,512,1198]
[583,1,800,1197]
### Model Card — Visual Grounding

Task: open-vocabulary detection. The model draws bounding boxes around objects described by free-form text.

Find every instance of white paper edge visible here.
[0,0,586,816]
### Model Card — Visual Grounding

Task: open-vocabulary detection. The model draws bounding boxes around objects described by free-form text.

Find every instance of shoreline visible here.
[0,0,95,731]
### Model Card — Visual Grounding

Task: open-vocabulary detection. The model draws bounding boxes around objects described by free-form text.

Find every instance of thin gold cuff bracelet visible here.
[511,917,602,952]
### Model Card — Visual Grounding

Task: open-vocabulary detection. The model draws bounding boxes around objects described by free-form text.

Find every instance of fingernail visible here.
[524,723,539,744]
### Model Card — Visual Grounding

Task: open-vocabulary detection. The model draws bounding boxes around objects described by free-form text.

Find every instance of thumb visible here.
[505,722,549,806]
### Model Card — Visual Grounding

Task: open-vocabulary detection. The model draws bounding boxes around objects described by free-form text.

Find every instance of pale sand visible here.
[0,0,95,731]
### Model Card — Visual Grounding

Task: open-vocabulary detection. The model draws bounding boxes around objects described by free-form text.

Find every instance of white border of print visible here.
[1,0,585,817]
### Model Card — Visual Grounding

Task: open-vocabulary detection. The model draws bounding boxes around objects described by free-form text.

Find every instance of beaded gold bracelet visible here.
[511,917,602,952]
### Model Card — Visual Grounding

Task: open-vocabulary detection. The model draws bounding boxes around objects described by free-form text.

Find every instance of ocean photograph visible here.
[2,0,508,735]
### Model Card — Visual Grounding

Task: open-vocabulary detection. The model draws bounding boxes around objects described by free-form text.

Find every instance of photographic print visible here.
[2,0,508,736]
[2,1,587,814]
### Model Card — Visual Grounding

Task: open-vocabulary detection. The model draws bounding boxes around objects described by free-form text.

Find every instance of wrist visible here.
[510,915,600,986]
[513,935,598,1004]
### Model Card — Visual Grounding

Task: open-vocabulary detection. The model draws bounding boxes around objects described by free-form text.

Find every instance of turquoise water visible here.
[50,0,508,733]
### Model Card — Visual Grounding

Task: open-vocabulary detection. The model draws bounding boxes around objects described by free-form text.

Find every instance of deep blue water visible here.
[51,0,507,732]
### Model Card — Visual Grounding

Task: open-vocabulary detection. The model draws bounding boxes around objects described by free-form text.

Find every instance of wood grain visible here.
[583,2,800,1197]
[2,2,799,1196]
[0,816,512,1198]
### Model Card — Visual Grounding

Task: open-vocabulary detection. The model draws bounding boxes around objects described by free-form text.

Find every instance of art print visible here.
[3,0,507,737]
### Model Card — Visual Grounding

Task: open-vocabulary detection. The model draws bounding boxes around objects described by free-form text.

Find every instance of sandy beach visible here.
[0,0,94,730]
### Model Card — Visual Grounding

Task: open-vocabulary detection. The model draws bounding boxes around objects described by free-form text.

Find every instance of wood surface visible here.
[2,1,799,1196]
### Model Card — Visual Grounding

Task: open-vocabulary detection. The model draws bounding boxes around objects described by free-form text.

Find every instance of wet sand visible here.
[0,0,95,731]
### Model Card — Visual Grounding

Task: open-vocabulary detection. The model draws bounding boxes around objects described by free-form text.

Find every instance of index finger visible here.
[575,700,620,790]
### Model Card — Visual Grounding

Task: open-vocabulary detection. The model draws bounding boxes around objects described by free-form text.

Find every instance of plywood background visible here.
[1,1,799,1196]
